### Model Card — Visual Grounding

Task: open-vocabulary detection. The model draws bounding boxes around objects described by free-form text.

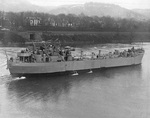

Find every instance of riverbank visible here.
[0,31,150,47]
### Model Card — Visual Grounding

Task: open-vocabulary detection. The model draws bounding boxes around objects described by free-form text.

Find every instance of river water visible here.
[0,43,150,118]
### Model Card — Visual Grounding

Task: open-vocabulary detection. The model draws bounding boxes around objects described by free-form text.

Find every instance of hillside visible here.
[132,9,150,19]
[0,0,54,12]
[50,2,146,20]
[0,1,148,21]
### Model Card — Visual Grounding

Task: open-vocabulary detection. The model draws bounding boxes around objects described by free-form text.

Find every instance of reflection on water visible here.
[0,43,150,118]
[5,65,144,118]
[8,76,71,103]
[8,65,142,101]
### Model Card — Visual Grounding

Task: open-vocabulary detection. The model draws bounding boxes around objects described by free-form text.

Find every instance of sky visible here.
[1,0,150,9]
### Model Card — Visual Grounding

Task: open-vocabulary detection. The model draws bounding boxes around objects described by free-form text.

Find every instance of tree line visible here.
[0,11,150,32]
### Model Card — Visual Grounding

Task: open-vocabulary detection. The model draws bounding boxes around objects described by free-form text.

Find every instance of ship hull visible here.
[8,53,144,76]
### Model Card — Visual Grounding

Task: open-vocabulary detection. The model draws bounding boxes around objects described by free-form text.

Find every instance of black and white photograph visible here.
[0,0,150,118]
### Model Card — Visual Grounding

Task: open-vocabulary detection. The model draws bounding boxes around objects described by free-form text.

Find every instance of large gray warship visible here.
[6,41,144,76]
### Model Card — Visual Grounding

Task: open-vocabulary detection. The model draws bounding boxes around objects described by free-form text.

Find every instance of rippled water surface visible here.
[0,43,150,118]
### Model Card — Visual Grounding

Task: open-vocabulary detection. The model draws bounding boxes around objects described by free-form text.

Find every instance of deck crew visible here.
[91,52,96,59]
[80,50,83,59]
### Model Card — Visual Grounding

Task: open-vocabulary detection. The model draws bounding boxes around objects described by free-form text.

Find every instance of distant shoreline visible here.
[0,42,148,48]
[0,31,150,47]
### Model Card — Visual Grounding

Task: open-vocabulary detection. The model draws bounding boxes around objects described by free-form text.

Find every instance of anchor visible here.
[15,76,26,80]
[88,69,93,74]
[72,71,79,76]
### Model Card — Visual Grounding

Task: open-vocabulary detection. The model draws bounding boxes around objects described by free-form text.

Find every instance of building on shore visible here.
[18,31,43,41]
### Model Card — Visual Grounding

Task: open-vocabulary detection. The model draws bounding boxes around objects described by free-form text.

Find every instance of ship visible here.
[6,41,144,76]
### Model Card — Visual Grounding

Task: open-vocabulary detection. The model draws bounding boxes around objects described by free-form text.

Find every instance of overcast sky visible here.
[2,0,150,9]
[30,0,150,9]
